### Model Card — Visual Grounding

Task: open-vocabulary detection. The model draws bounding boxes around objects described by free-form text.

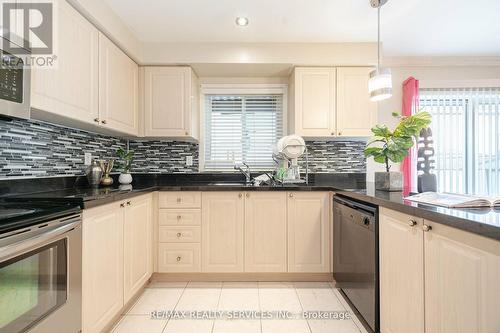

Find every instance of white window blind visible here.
[204,94,283,171]
[420,88,500,196]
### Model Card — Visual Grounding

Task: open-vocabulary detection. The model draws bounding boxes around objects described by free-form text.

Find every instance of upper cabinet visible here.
[98,33,139,136]
[289,67,336,137]
[143,67,199,141]
[336,67,378,136]
[289,66,377,138]
[31,0,99,125]
[31,1,139,136]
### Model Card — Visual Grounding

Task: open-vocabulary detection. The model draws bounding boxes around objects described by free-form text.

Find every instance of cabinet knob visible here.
[238,193,243,198]
[245,193,250,198]
[408,219,417,227]
[185,131,189,135]
[177,215,182,220]
[94,118,99,123]
[331,132,335,136]
[176,256,182,262]
[176,232,182,238]
[289,193,294,198]
[120,203,125,208]
[338,131,342,136]
[126,201,131,206]
[101,120,107,125]
[423,224,432,232]
[176,198,182,203]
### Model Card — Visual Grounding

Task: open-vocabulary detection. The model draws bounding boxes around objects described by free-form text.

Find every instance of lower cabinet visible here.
[82,194,153,333]
[245,192,287,272]
[82,203,124,333]
[202,192,245,272]
[287,192,331,272]
[123,195,153,303]
[380,207,500,333]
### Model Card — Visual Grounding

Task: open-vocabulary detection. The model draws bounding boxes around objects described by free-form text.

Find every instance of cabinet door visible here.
[287,192,330,272]
[293,67,336,137]
[336,67,377,137]
[379,208,424,333]
[123,195,152,304]
[245,192,287,272]
[31,0,99,124]
[99,33,139,136]
[82,203,124,333]
[424,221,500,333]
[144,67,196,138]
[202,192,244,272]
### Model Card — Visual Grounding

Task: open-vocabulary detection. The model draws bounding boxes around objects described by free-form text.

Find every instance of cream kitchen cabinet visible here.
[379,208,424,333]
[289,67,336,137]
[31,0,99,126]
[336,67,377,136]
[98,33,139,136]
[201,192,245,272]
[82,202,124,333]
[288,67,376,138]
[143,66,199,140]
[244,192,287,272]
[123,195,153,304]
[424,220,500,333]
[82,194,153,333]
[380,207,500,333]
[287,192,331,272]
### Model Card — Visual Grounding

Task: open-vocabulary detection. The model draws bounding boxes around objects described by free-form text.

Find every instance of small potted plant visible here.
[364,111,431,191]
[116,148,134,185]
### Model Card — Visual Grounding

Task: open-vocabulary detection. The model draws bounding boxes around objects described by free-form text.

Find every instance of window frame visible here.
[199,83,288,172]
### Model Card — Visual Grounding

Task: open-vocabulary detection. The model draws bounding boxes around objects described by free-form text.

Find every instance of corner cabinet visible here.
[82,194,153,333]
[31,0,99,125]
[143,67,199,140]
[98,33,139,136]
[289,67,376,138]
[287,192,331,272]
[379,207,500,333]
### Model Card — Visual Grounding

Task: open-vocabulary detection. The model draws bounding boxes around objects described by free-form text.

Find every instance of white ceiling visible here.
[103,0,500,56]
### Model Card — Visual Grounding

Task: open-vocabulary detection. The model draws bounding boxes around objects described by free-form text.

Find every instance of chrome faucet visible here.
[234,162,252,184]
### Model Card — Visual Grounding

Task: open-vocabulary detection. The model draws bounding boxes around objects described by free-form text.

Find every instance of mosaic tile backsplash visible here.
[0,118,365,178]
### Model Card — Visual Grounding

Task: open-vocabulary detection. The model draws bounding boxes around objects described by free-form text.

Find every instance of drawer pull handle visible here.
[176,198,182,203]
[176,256,182,262]
[176,232,182,238]
[177,215,182,220]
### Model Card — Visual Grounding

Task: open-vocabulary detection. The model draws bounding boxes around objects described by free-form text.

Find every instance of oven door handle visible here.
[0,219,81,262]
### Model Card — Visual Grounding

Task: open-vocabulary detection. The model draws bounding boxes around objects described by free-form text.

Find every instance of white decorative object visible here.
[119,173,132,185]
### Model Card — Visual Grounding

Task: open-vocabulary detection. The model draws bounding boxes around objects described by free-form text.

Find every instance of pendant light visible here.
[369,0,392,102]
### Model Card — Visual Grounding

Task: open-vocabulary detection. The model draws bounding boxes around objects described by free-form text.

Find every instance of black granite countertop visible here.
[2,173,500,241]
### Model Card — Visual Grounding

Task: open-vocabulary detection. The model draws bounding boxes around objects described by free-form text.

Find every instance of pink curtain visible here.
[401,77,419,190]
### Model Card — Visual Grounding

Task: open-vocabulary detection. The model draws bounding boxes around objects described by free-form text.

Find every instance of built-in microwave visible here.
[0,33,31,119]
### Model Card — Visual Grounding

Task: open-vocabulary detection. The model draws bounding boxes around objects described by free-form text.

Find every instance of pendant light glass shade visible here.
[369,67,392,101]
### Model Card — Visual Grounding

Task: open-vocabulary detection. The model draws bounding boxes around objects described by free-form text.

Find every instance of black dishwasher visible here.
[333,196,379,333]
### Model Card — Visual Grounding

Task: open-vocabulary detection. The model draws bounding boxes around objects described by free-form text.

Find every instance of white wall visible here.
[367,64,500,181]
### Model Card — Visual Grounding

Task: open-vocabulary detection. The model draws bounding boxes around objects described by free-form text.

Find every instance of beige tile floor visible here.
[111,281,368,333]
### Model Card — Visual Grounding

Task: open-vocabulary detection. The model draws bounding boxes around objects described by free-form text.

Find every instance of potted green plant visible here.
[364,111,431,191]
[116,148,134,185]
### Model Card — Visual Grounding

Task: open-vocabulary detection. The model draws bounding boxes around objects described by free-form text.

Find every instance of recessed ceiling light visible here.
[235,17,249,27]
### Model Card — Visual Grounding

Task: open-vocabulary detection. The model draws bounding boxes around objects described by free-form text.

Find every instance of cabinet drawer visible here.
[158,243,201,272]
[159,192,201,208]
[159,209,201,226]
[159,226,201,243]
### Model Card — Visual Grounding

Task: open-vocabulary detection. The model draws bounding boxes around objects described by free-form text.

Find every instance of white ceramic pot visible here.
[118,173,133,185]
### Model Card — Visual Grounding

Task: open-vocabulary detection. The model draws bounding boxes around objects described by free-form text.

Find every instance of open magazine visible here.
[405,192,500,208]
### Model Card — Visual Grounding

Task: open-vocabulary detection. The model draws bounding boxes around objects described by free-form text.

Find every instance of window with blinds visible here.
[420,88,500,196]
[203,94,283,171]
